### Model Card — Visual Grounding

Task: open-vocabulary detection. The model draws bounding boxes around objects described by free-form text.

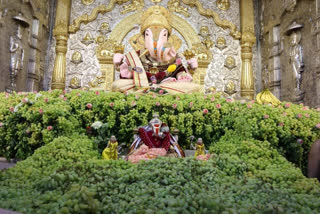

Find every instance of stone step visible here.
[0,158,17,170]
[0,209,22,214]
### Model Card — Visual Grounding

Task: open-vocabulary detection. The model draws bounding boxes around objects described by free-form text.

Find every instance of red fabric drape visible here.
[138,127,171,151]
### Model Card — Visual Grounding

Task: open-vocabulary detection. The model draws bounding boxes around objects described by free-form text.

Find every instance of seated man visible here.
[128,113,185,162]
[112,5,199,94]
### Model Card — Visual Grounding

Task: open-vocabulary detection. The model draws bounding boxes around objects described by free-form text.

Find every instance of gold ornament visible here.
[71,51,83,65]
[70,77,81,89]
[167,0,190,17]
[199,26,214,49]
[81,32,94,45]
[224,56,236,70]
[96,38,120,59]
[149,64,159,74]
[114,43,125,54]
[191,43,213,63]
[183,49,195,60]
[256,89,281,106]
[96,35,106,44]
[82,0,95,5]
[89,76,105,88]
[99,22,110,34]
[141,5,172,34]
[216,0,230,11]
[199,26,210,37]
[121,0,144,15]
[216,37,227,50]
[224,80,236,96]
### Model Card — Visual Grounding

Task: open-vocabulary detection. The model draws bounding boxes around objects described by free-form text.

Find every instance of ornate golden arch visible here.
[108,11,201,48]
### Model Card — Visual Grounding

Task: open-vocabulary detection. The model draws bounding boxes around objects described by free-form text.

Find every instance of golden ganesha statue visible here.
[112,5,200,94]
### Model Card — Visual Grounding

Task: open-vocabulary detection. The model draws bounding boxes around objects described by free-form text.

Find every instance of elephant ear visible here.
[129,34,145,52]
[168,34,182,51]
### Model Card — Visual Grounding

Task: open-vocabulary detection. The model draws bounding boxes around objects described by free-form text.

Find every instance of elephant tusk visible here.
[139,49,149,58]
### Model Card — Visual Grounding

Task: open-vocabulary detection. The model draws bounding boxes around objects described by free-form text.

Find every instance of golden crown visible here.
[141,6,172,34]
[114,43,125,54]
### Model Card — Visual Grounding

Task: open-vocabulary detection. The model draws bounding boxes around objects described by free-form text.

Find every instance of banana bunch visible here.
[256,88,281,106]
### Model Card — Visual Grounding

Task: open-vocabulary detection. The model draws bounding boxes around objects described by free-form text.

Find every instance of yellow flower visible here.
[167,64,177,73]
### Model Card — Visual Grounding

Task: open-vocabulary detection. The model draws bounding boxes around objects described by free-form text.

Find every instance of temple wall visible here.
[0,0,52,92]
[47,0,249,96]
[259,0,320,107]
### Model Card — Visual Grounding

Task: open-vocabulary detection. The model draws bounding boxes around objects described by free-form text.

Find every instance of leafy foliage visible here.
[0,134,99,213]
[0,90,319,173]
[1,132,320,213]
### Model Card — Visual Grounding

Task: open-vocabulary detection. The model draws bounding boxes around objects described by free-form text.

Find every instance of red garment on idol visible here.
[138,127,171,151]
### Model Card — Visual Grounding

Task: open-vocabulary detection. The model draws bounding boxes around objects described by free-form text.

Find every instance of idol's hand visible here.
[187,58,198,69]
[119,62,133,79]
[162,47,177,62]
[113,53,124,66]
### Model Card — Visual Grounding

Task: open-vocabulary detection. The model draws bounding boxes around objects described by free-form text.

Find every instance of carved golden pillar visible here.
[99,58,115,91]
[240,0,256,100]
[195,61,209,93]
[51,0,71,90]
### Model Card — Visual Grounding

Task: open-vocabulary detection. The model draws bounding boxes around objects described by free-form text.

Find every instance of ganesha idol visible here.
[127,114,185,163]
[112,6,200,94]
